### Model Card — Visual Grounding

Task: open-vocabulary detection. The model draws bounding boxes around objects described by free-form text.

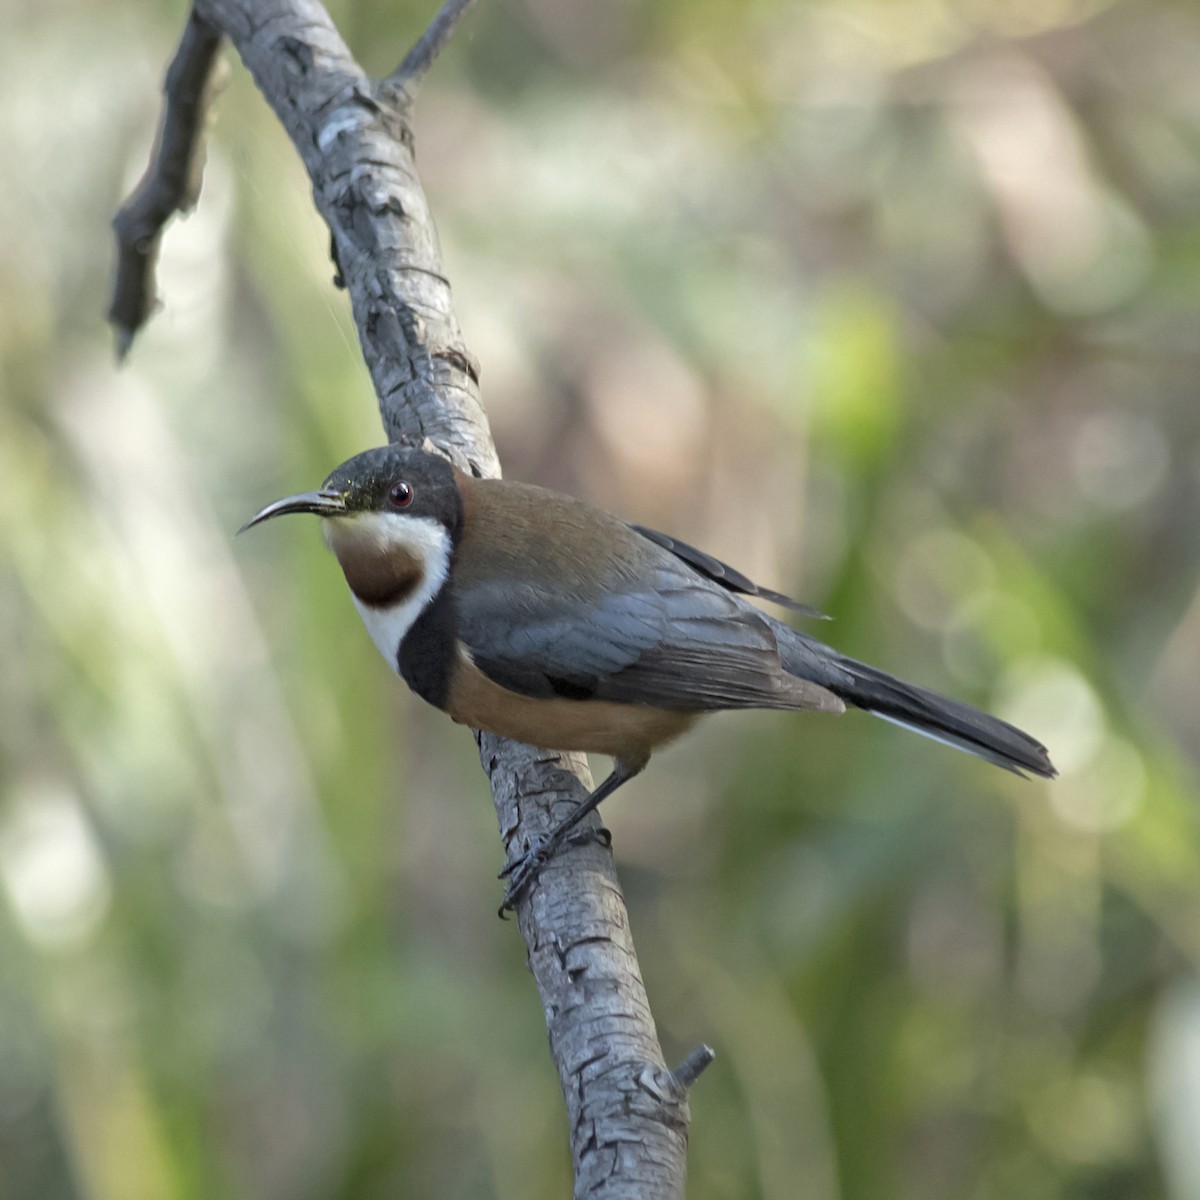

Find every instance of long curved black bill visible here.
[238,490,346,534]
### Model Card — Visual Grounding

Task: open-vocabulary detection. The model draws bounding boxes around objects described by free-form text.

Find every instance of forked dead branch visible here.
[110,1,711,1196]
[109,9,223,359]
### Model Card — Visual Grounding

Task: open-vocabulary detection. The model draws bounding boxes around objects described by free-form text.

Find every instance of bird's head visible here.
[241,444,464,607]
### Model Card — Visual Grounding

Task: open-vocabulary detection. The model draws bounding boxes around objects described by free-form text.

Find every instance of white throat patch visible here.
[326,512,452,674]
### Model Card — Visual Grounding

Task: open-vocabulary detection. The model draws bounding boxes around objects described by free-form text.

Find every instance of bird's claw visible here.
[497,846,549,916]
[497,826,613,917]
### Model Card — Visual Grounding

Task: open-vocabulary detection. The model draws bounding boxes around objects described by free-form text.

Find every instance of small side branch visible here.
[108,9,223,359]
[385,0,478,96]
[671,1044,716,1092]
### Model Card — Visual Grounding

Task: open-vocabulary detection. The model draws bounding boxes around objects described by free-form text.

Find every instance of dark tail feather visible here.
[770,622,1056,779]
[831,657,1056,778]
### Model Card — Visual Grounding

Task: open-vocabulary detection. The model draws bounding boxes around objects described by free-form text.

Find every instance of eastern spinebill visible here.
[241,443,1055,910]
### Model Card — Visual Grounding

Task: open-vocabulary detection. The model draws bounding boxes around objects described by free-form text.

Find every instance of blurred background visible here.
[3,0,1200,1196]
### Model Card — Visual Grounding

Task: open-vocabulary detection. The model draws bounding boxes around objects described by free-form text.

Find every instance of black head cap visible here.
[322,444,464,537]
[239,444,465,537]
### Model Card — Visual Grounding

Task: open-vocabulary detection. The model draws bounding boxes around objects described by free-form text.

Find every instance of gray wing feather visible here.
[457,563,841,713]
[629,525,829,619]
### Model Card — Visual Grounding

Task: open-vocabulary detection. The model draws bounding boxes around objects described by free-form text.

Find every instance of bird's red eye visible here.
[388,480,414,508]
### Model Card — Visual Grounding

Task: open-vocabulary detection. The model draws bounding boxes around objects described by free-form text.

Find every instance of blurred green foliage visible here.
[2,0,1200,1196]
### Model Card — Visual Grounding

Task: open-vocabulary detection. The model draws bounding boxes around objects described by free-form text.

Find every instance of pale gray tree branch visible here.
[111,1,713,1194]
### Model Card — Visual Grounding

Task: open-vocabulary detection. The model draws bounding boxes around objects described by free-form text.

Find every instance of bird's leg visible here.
[499,755,645,914]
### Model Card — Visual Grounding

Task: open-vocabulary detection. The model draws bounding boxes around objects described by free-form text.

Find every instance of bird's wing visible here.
[628,525,829,619]
[454,562,840,714]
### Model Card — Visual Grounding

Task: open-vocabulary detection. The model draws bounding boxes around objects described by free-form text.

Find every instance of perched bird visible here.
[242,443,1055,908]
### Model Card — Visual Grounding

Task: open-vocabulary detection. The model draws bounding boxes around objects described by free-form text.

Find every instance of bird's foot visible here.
[497,845,549,917]
[497,826,612,917]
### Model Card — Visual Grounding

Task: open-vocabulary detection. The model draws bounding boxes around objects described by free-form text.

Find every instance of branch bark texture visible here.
[116,2,706,1194]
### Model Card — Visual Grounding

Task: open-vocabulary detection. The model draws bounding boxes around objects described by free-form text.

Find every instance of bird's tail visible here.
[772,623,1056,779]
